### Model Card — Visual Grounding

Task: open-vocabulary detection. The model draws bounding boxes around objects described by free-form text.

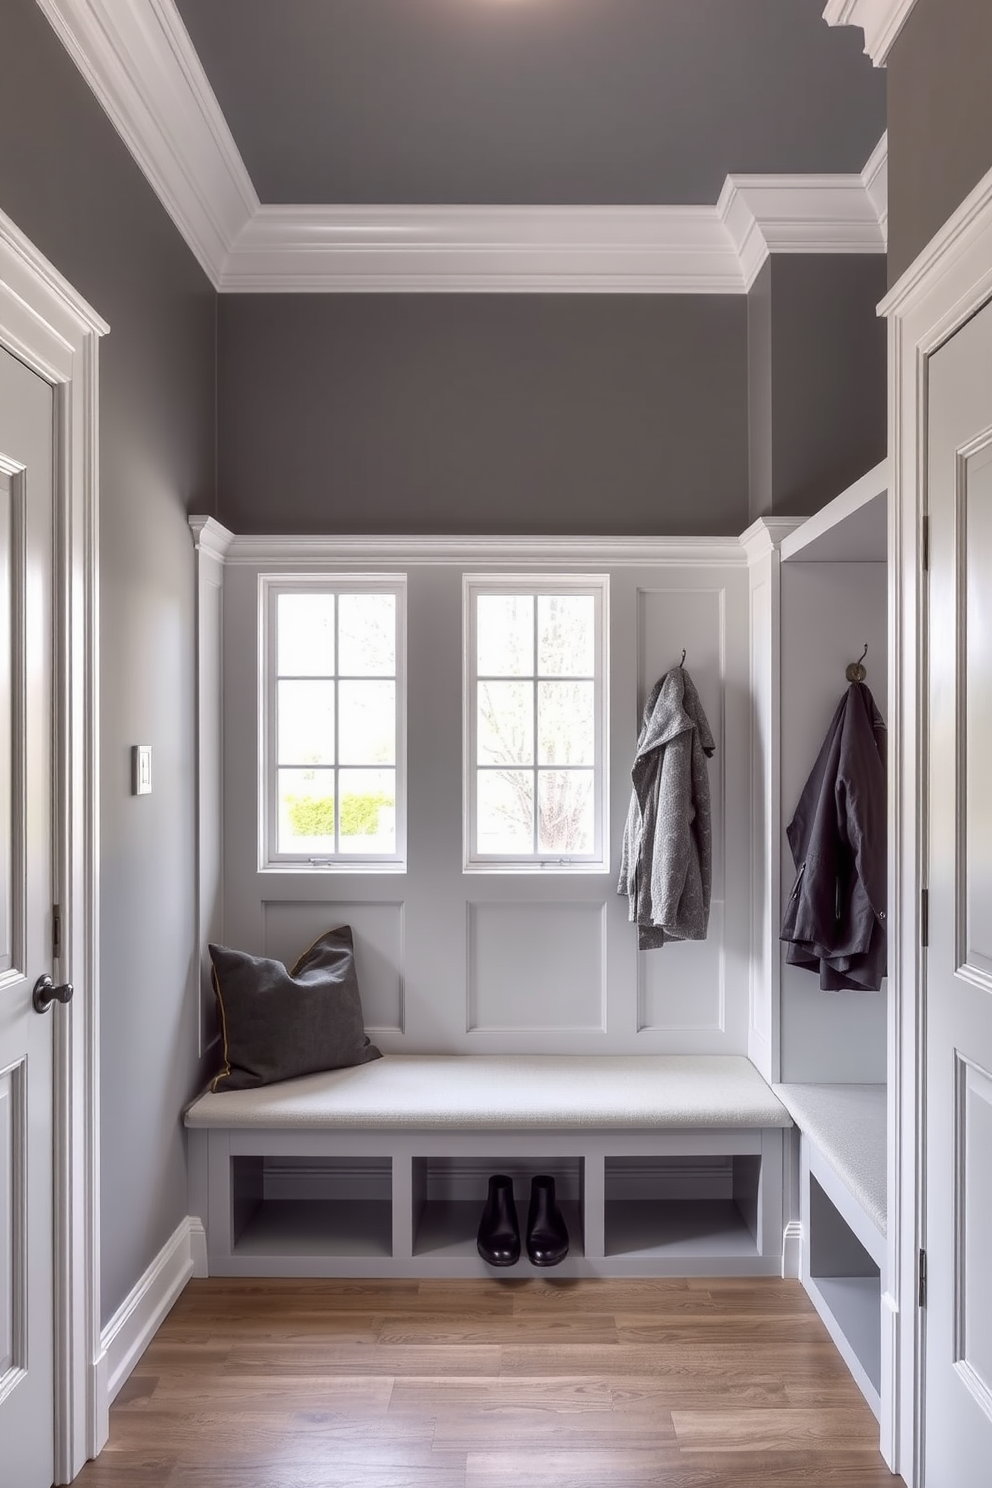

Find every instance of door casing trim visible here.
[882,163,992,1486]
[0,206,108,1481]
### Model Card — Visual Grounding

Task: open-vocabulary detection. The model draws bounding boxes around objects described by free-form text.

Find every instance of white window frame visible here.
[463,574,609,872]
[260,573,407,870]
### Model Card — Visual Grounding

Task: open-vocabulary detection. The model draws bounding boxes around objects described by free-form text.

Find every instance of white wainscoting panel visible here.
[221,552,751,1054]
[467,901,606,1032]
[263,900,405,1033]
[637,902,726,1032]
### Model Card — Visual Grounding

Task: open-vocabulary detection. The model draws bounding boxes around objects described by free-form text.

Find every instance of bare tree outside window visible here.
[474,590,599,858]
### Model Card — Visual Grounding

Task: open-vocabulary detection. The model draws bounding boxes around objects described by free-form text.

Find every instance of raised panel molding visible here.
[36,0,887,293]
[467,902,606,1033]
[263,901,405,1034]
[822,0,920,66]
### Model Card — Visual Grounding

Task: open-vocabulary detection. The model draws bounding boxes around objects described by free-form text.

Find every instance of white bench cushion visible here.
[186,1053,791,1132]
[774,1082,886,1236]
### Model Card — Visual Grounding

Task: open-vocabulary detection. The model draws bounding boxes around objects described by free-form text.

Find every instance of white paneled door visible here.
[926,295,992,1483]
[0,346,55,1486]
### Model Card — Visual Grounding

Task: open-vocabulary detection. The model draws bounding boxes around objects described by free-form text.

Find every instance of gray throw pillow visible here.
[208,925,382,1091]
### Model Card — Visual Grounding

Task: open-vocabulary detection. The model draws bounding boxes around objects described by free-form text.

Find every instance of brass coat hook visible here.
[846,643,868,684]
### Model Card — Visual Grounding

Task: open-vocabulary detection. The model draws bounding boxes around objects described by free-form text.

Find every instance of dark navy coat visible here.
[780,681,887,991]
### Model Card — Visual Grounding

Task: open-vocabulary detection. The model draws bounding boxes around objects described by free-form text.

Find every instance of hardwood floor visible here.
[75,1277,904,1487]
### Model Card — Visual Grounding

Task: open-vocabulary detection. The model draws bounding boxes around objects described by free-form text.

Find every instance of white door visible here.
[0,346,56,1487]
[925,294,992,1482]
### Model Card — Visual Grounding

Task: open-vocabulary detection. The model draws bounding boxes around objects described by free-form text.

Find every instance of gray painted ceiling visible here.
[174,0,886,207]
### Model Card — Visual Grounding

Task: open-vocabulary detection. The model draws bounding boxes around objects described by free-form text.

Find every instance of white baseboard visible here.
[101,1215,206,1404]
[782,1219,803,1279]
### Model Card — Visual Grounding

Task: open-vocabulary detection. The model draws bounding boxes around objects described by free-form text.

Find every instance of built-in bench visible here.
[774,1082,887,1419]
[186,1054,792,1279]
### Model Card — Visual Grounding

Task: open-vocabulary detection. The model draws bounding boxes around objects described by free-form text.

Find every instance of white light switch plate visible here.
[132,744,152,795]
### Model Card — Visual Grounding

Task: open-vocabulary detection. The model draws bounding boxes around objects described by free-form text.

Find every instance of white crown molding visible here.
[223,203,745,294]
[822,0,920,66]
[36,0,887,294]
[739,517,805,564]
[862,132,889,246]
[719,168,886,292]
[213,532,749,569]
[35,0,256,285]
[189,514,235,561]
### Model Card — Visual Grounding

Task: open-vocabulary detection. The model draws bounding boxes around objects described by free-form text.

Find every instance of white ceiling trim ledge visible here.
[35,0,888,293]
[223,205,746,294]
[822,0,920,66]
[213,533,748,569]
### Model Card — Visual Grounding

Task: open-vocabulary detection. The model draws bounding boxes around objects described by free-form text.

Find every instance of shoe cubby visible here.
[190,1125,785,1277]
[230,1154,393,1260]
[411,1155,584,1265]
[804,1172,882,1412]
[603,1153,762,1262]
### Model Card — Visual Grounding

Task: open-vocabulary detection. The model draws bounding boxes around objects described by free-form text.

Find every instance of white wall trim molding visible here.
[188,528,751,570]
[35,0,256,285]
[822,0,920,66]
[862,133,889,246]
[37,0,888,294]
[881,159,992,1488]
[0,206,107,1482]
[190,518,231,1058]
[224,202,746,295]
[719,171,886,292]
[739,517,804,565]
[189,515,235,563]
[100,1217,207,1405]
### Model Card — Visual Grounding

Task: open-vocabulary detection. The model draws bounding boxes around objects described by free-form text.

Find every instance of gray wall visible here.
[887,0,992,285]
[748,255,887,519]
[217,294,750,536]
[0,0,216,1323]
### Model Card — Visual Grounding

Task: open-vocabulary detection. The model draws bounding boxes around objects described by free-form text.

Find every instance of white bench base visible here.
[775,1083,887,1421]
[186,1056,792,1280]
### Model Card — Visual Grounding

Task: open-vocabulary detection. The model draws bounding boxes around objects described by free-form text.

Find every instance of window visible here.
[261,577,405,867]
[464,577,608,868]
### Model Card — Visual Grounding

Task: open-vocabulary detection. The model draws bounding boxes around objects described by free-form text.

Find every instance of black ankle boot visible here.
[477,1174,520,1266]
[526,1174,569,1266]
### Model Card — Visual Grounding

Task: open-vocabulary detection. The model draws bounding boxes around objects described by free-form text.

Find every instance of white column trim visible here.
[0,205,107,1482]
[881,161,992,1488]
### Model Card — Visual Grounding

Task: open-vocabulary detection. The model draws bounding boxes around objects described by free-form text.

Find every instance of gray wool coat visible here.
[618,665,715,949]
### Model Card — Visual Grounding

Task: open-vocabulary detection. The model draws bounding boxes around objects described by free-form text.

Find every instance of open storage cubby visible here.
[230,1153,393,1260]
[604,1154,760,1260]
[411,1155,584,1263]
[188,1119,788,1278]
[806,1173,882,1410]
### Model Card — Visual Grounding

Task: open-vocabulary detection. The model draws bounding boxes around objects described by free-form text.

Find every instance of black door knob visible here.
[33,975,74,1014]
